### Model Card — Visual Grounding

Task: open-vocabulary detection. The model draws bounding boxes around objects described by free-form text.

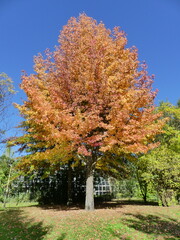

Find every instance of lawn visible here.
[0,201,179,240]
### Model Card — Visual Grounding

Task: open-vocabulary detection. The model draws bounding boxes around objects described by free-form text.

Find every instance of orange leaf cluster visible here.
[17,14,164,160]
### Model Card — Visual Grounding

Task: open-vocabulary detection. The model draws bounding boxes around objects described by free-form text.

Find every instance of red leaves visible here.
[77,145,91,156]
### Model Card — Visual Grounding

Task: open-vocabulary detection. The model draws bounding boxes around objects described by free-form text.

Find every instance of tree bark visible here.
[85,155,95,211]
[136,170,148,203]
[3,164,12,208]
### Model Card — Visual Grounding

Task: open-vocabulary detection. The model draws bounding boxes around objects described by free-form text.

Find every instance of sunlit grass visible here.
[0,201,179,240]
[0,201,38,210]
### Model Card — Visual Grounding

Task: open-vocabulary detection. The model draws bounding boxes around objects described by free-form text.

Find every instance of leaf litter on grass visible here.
[0,203,179,240]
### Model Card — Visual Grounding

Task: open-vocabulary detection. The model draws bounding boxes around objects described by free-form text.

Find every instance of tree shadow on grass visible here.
[38,202,123,211]
[0,209,52,240]
[123,213,180,239]
[56,233,67,240]
[38,199,158,211]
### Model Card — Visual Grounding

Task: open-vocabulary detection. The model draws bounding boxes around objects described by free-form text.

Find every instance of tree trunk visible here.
[142,183,147,203]
[143,192,147,203]
[3,164,12,208]
[136,170,148,203]
[85,156,95,211]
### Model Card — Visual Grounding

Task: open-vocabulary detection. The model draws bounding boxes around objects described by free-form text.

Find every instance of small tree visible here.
[0,73,15,139]
[137,101,180,206]
[0,147,16,207]
[16,14,164,210]
[135,156,156,202]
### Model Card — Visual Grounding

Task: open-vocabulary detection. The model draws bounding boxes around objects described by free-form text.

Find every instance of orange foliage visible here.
[17,14,164,161]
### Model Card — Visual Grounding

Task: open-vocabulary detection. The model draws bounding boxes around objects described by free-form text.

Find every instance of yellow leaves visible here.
[16,142,74,173]
[105,62,118,75]
[107,76,117,89]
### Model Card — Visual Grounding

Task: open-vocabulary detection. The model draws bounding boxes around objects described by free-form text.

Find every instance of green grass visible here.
[0,201,38,210]
[0,201,179,240]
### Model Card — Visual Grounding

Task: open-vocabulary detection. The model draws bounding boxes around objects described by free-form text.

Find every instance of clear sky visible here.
[0,0,180,145]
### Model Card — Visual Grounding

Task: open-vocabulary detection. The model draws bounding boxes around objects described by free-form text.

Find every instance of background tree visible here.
[0,147,16,207]
[0,155,9,202]
[0,73,15,140]
[135,157,154,203]
[16,14,165,210]
[137,101,180,206]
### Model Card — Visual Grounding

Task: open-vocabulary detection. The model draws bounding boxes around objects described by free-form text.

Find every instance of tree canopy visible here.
[15,14,165,210]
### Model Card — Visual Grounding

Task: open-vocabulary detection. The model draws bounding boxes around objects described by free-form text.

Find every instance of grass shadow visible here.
[0,209,52,240]
[123,213,180,239]
[37,201,124,211]
[115,199,158,206]
[38,199,158,211]
[56,233,67,240]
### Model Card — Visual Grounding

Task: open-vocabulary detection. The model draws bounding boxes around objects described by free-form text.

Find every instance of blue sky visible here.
[0,0,180,146]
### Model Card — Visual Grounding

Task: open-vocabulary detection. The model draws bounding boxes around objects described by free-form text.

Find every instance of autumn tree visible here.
[16,14,164,210]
